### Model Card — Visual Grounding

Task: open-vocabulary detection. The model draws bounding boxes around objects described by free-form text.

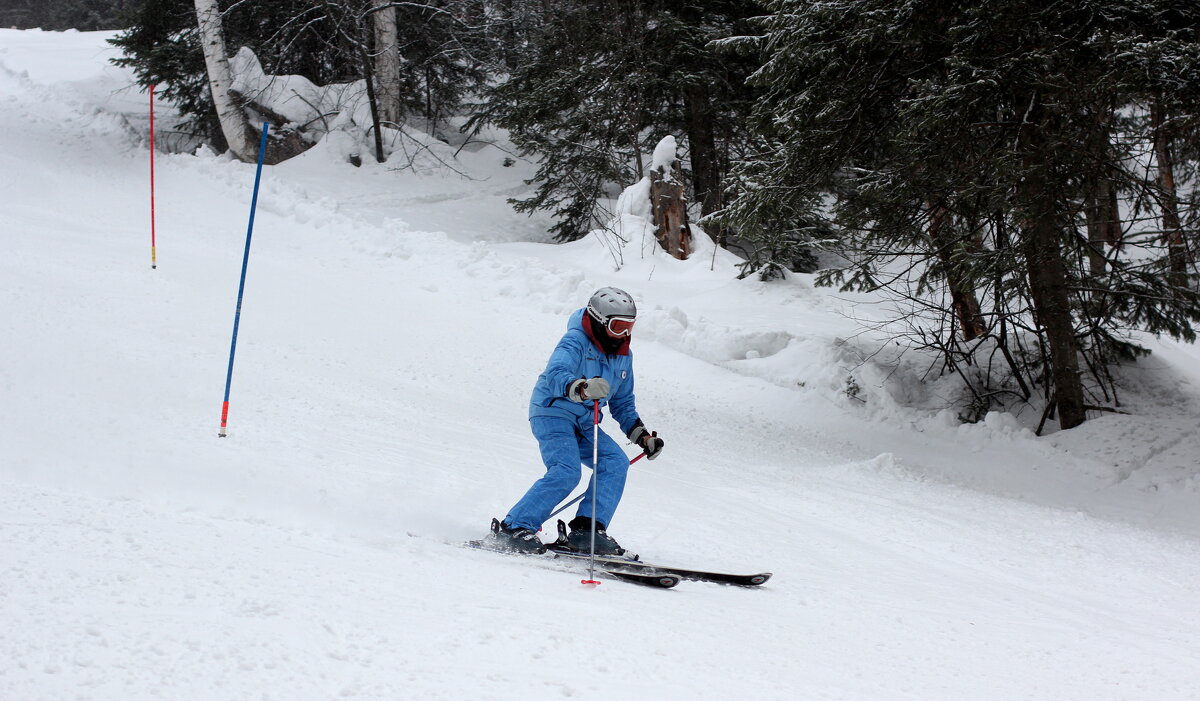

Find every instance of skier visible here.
[491,287,665,555]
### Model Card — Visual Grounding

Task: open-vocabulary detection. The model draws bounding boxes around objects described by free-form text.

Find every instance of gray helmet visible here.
[586,287,637,336]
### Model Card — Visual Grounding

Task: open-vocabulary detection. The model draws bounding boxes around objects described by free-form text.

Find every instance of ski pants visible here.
[503,415,630,532]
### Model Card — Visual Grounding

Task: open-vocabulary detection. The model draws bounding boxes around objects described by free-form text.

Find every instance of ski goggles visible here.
[603,315,636,337]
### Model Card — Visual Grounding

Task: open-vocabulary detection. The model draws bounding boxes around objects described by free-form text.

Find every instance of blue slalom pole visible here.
[219,123,270,437]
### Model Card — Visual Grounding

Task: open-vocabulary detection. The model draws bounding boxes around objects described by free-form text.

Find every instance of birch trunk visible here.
[194,0,255,162]
[372,0,402,127]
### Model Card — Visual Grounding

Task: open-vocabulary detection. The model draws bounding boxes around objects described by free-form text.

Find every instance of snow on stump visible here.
[648,136,692,260]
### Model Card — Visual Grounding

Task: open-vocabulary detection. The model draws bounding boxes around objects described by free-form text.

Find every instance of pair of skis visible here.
[543,520,770,589]
[545,546,771,588]
[470,520,771,590]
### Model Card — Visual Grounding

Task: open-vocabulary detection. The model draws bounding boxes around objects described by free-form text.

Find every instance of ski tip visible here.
[581,579,602,587]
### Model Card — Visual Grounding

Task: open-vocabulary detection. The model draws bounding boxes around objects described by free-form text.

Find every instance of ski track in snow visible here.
[2,29,1200,700]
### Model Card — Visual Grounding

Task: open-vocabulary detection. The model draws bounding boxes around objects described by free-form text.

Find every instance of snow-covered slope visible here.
[2,29,1199,701]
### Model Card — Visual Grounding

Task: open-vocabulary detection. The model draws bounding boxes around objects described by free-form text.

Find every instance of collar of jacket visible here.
[580,310,631,356]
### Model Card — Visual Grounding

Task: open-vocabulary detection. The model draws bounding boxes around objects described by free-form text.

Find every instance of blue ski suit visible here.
[504,308,643,532]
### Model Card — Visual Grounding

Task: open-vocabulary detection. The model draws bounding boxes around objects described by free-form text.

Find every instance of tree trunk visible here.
[1016,100,1087,430]
[1021,213,1086,429]
[649,160,692,260]
[193,0,255,162]
[1152,98,1188,285]
[1083,113,1123,276]
[372,0,402,127]
[684,83,723,243]
[1102,171,1120,252]
[360,43,385,164]
[1084,195,1108,276]
[1083,164,1121,276]
[927,203,987,341]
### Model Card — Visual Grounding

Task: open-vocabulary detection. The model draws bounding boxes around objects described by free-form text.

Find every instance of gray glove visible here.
[629,424,665,460]
[567,376,610,402]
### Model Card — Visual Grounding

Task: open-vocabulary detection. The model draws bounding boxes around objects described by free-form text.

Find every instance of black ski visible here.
[464,537,679,589]
[596,568,680,589]
[546,519,771,586]
[544,544,769,586]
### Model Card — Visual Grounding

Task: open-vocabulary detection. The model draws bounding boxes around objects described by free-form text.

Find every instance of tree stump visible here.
[648,159,692,260]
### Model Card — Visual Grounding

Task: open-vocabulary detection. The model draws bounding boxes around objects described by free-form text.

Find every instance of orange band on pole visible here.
[219,400,230,437]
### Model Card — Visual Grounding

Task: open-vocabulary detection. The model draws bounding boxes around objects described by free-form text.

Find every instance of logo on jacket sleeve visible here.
[621,370,628,379]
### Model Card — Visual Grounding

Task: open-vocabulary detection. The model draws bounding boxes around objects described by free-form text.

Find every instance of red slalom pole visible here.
[149,84,157,269]
[582,400,602,587]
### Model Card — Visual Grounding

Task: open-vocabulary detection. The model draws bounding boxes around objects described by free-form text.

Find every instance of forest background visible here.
[7,0,1200,433]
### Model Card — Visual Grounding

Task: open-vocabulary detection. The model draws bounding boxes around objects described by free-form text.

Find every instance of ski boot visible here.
[490,518,546,554]
[563,516,626,556]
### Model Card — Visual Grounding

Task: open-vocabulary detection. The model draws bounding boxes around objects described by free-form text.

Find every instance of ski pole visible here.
[583,399,601,585]
[218,122,270,437]
[549,452,645,522]
[149,83,157,269]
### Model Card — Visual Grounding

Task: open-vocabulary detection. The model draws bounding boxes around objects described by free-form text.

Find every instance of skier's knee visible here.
[598,457,629,477]
[540,465,580,491]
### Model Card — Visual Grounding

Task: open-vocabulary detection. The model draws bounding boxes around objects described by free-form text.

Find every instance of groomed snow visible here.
[2,28,1199,701]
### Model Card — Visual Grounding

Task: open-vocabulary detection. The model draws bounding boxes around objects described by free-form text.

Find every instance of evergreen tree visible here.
[0,0,132,31]
[109,0,488,154]
[720,0,1200,429]
[391,0,490,136]
[470,0,760,242]
[110,0,352,146]
[109,0,215,141]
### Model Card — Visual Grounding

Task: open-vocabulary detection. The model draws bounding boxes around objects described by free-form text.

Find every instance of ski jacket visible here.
[529,308,640,436]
